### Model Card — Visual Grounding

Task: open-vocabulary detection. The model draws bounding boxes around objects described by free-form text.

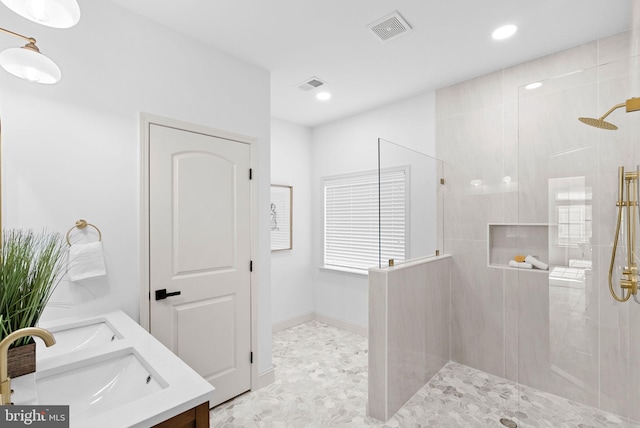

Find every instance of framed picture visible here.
[270,185,293,251]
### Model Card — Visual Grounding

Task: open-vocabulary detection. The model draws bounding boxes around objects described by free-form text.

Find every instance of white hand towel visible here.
[525,255,549,270]
[67,241,107,281]
[508,260,533,269]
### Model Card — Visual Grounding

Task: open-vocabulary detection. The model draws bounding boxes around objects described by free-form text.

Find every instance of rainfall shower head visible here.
[578,117,618,130]
[578,97,640,130]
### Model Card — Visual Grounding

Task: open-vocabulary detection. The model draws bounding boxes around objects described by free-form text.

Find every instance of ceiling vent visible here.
[297,76,327,92]
[367,11,412,42]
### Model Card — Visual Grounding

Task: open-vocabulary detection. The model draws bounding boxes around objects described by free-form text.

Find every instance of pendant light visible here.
[1,0,80,28]
[0,28,61,84]
[0,0,79,85]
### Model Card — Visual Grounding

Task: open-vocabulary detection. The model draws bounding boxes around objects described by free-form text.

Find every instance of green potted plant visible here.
[0,229,66,377]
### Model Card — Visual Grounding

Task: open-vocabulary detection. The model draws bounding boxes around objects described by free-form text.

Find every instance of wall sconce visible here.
[1,0,80,28]
[470,179,483,187]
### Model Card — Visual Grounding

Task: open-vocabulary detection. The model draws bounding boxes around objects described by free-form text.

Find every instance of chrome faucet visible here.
[0,327,56,405]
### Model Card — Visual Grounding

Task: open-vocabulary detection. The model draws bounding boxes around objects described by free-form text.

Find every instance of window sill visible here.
[318,265,369,277]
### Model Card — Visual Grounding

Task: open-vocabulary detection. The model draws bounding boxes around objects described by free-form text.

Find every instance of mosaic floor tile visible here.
[210,321,638,427]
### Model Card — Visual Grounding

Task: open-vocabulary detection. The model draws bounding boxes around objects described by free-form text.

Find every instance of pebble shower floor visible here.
[210,321,638,427]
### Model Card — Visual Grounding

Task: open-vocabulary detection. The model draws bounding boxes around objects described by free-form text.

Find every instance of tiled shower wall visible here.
[368,256,451,421]
[436,24,640,420]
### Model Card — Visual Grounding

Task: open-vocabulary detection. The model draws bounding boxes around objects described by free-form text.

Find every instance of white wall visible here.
[0,2,272,373]
[270,118,313,324]
[310,91,436,328]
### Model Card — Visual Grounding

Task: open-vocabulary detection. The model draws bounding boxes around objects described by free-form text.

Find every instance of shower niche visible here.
[487,223,549,272]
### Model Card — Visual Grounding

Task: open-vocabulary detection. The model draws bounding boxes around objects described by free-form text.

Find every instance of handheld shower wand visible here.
[609,166,639,302]
[579,98,640,303]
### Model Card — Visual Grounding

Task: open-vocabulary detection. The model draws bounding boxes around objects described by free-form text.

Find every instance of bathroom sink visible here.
[36,319,121,359]
[34,348,166,419]
[13,311,213,428]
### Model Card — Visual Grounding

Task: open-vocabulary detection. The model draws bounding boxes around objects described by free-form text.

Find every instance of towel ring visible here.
[66,219,102,246]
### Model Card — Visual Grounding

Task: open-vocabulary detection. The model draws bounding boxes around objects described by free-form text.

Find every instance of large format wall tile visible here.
[448,239,505,377]
[367,270,387,421]
[387,264,428,414]
[437,106,517,241]
[368,257,451,422]
[387,258,452,413]
[503,41,597,105]
[436,72,503,120]
[597,245,631,419]
[599,29,640,66]
[437,26,640,422]
[628,269,640,423]
[503,269,519,382]
[520,262,599,408]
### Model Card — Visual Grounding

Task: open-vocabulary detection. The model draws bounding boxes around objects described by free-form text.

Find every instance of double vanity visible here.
[11,311,214,427]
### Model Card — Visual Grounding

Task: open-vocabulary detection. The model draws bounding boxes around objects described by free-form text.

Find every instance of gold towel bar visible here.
[66,219,102,246]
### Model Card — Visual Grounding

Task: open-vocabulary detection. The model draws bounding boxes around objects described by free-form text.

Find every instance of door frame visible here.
[139,112,259,390]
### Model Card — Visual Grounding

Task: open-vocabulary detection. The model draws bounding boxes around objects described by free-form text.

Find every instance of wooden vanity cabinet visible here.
[152,402,209,428]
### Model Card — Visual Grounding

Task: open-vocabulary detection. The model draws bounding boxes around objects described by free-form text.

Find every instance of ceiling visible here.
[106,0,633,127]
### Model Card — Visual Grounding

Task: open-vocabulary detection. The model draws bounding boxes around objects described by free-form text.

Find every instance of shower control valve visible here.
[621,266,638,294]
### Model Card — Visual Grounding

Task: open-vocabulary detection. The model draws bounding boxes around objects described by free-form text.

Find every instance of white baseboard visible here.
[254,367,275,390]
[272,312,315,333]
[313,312,368,337]
[272,311,368,337]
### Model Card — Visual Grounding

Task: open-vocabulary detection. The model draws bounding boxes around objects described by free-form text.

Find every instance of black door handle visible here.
[155,289,182,300]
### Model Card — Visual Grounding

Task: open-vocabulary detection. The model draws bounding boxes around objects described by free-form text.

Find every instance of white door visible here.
[148,123,252,407]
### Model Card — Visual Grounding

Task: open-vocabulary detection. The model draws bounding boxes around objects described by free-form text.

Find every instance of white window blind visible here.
[324,168,406,271]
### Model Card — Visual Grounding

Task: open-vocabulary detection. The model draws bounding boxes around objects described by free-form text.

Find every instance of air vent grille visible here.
[297,76,327,91]
[367,11,412,42]
[307,79,323,88]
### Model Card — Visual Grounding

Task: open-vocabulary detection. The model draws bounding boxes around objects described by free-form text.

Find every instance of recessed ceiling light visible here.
[525,82,542,90]
[316,91,331,101]
[492,24,517,40]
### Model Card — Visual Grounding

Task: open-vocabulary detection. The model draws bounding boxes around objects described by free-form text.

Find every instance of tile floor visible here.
[209,321,638,427]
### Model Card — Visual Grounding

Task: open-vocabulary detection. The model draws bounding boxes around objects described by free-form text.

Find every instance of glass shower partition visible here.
[516,54,640,425]
[377,138,444,268]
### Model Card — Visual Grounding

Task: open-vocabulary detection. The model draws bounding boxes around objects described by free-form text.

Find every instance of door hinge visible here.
[250,351,253,364]
[249,168,253,180]
[250,260,253,272]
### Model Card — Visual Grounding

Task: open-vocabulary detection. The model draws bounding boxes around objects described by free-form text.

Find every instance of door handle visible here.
[155,289,182,300]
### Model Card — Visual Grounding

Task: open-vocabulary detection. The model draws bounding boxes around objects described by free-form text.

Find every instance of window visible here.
[323,168,407,272]
[555,189,592,246]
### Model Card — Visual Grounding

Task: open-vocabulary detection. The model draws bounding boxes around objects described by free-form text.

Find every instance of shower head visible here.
[578,97,640,131]
[578,117,618,130]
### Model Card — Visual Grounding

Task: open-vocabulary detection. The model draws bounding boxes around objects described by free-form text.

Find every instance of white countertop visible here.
[12,310,214,428]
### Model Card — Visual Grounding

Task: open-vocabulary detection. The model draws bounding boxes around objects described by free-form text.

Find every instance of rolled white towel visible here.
[509,260,533,269]
[67,241,107,281]
[525,255,549,270]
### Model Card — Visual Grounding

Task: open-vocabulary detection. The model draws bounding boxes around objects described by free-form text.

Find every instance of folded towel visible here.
[509,260,533,269]
[67,241,107,281]
[525,255,549,270]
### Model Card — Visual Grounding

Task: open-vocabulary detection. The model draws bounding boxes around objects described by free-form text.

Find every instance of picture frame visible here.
[270,184,293,251]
